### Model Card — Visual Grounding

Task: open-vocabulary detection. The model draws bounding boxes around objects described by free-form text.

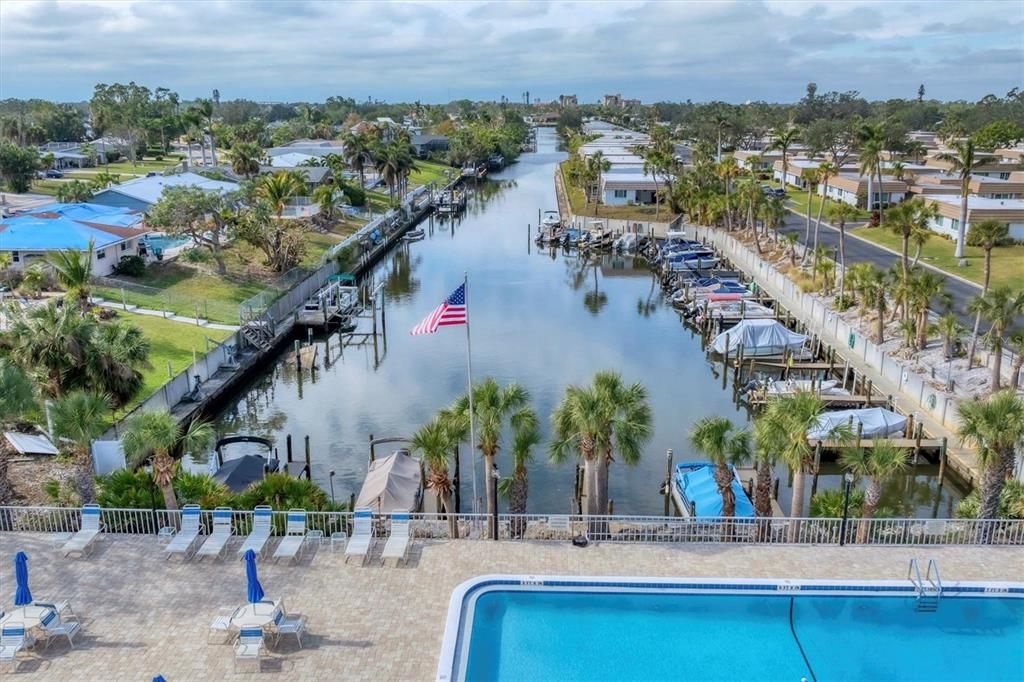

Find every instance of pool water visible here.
[463,590,1024,681]
[143,234,191,252]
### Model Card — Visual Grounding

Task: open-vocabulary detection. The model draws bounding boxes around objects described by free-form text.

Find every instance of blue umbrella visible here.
[14,551,32,606]
[153,677,167,682]
[244,549,264,604]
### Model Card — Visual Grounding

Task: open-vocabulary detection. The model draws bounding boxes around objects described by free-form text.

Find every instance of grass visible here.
[777,182,869,223]
[408,160,456,189]
[32,155,186,196]
[560,161,677,222]
[850,226,1024,291]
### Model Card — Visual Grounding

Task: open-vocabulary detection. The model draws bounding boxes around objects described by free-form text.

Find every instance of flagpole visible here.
[464,271,479,514]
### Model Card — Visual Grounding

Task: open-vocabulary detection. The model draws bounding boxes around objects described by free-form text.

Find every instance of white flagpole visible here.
[463,271,479,514]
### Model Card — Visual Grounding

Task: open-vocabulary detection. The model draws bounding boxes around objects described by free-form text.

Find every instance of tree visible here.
[55,179,94,203]
[860,266,889,343]
[810,161,837,273]
[232,199,308,273]
[48,244,94,310]
[968,287,1024,391]
[825,201,860,303]
[234,473,333,511]
[840,442,908,543]
[501,410,541,537]
[768,125,799,197]
[550,371,652,520]
[799,167,819,251]
[965,219,1010,368]
[971,120,1024,151]
[90,82,152,165]
[193,98,218,166]
[716,157,742,231]
[886,198,938,282]
[227,141,263,178]
[758,195,786,242]
[857,122,885,222]
[343,131,372,188]
[256,170,307,218]
[9,303,96,398]
[121,412,215,511]
[0,359,37,503]
[689,417,750,522]
[50,391,110,504]
[450,378,535,523]
[1008,330,1024,391]
[936,313,964,360]
[783,232,800,266]
[0,141,39,193]
[957,390,1024,536]
[146,185,235,274]
[312,185,340,221]
[935,140,996,260]
[411,417,459,539]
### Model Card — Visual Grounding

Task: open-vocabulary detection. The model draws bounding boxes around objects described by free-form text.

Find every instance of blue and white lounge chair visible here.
[238,506,273,560]
[62,504,103,558]
[273,509,307,564]
[381,512,411,566]
[344,508,374,565]
[165,504,204,561]
[233,628,265,672]
[0,626,35,672]
[42,612,81,650]
[197,508,234,561]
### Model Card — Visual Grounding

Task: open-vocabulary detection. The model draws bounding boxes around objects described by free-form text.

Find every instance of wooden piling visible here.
[722,333,731,388]
[286,434,293,464]
[294,339,302,370]
[937,436,948,485]
[664,449,674,517]
[304,435,312,479]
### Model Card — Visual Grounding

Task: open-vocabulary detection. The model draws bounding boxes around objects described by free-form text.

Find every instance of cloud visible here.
[0,0,1020,103]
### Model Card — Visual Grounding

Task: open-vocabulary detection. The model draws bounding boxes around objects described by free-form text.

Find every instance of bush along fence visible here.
[2,507,1022,546]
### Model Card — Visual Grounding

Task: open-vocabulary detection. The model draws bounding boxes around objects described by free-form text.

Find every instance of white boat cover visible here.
[711,319,807,356]
[766,379,849,396]
[807,407,908,440]
[356,451,422,514]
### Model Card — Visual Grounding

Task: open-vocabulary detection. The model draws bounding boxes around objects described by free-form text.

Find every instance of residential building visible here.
[921,195,1024,240]
[91,172,240,212]
[265,139,345,159]
[821,174,908,208]
[772,158,859,188]
[909,172,1024,199]
[600,167,664,205]
[602,94,622,108]
[38,139,126,168]
[558,94,578,108]
[923,156,1019,179]
[995,147,1024,164]
[410,134,450,158]
[0,203,149,276]
[621,98,641,108]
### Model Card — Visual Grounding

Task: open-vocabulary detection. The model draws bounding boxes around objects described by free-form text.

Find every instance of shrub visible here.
[106,151,121,163]
[955,480,1024,519]
[834,293,856,311]
[340,181,366,207]
[154,155,164,161]
[182,247,210,263]
[966,223,1013,248]
[112,254,145,277]
[334,245,354,271]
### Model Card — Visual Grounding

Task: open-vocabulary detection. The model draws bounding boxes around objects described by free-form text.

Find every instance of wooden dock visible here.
[296,282,360,328]
[747,393,877,407]
[808,437,944,450]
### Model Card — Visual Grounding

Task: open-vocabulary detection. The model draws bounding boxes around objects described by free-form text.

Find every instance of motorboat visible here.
[807,407,908,441]
[210,435,282,493]
[672,461,755,519]
[355,449,424,514]
[710,319,807,357]
[613,233,640,252]
[560,228,590,247]
[541,210,562,229]
[403,229,425,242]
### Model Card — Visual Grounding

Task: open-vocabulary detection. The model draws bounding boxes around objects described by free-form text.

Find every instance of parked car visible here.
[44,169,64,179]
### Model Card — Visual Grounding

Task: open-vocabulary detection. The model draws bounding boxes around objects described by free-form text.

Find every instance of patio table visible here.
[230,600,281,630]
[0,604,57,635]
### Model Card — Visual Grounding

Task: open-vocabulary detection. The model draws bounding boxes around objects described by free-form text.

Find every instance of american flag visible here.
[410,282,467,335]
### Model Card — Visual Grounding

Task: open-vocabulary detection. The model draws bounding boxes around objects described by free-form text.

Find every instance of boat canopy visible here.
[356,451,422,514]
[711,319,806,355]
[674,462,755,518]
[807,407,908,440]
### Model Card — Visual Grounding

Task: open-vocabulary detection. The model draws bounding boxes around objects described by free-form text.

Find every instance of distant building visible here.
[91,172,240,212]
[410,134,449,158]
[602,94,622,108]
[558,94,578,108]
[621,98,641,108]
[821,174,908,208]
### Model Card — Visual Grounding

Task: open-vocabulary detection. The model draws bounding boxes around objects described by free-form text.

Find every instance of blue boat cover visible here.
[674,462,755,518]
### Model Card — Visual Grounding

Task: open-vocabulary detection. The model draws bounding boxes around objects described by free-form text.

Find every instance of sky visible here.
[1,0,1021,104]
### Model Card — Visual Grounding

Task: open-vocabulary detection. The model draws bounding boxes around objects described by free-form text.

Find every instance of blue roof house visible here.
[91,172,240,212]
[0,203,149,277]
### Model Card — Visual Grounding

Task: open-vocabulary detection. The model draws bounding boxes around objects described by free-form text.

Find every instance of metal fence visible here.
[93,277,243,326]
[2,507,1021,547]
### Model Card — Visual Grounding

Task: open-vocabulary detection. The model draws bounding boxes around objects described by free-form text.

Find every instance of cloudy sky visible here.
[1,0,1021,104]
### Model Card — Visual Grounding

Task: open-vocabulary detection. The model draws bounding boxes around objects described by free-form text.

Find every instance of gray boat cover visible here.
[711,319,807,355]
[356,451,422,514]
[808,407,908,440]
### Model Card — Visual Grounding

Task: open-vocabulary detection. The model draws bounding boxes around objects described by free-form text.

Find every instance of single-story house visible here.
[265,139,345,159]
[733,149,785,172]
[0,202,149,276]
[410,134,449,157]
[995,147,1024,164]
[38,140,125,168]
[921,196,1024,241]
[257,165,332,186]
[600,168,665,205]
[772,158,860,188]
[268,152,321,167]
[821,174,908,208]
[91,172,240,212]
[923,156,1019,179]
[909,172,1024,199]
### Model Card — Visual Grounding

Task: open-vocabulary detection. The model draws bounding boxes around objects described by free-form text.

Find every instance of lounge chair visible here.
[196,507,234,561]
[275,613,307,648]
[0,626,35,672]
[34,600,76,622]
[344,508,374,565]
[238,506,273,560]
[273,509,307,564]
[61,504,103,558]
[208,606,238,644]
[381,512,411,566]
[233,628,265,672]
[43,613,81,650]
[165,504,204,561]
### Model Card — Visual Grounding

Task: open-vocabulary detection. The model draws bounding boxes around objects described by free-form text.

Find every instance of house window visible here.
[120,242,129,251]
[11,251,19,263]
[614,189,628,198]
[950,218,959,231]
[999,172,1010,180]
[96,248,106,260]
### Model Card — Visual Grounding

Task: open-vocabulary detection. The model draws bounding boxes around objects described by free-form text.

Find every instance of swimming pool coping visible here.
[436,574,1024,681]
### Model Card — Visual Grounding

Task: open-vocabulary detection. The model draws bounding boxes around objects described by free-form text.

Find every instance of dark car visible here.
[769,188,786,199]
[44,169,64,179]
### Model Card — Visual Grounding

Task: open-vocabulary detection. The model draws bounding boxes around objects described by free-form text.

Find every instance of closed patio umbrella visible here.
[244,549,264,603]
[14,551,32,606]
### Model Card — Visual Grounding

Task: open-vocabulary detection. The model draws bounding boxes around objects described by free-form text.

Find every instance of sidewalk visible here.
[91,298,240,331]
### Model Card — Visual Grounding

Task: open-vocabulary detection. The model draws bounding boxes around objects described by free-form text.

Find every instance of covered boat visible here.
[541,210,561,228]
[710,319,807,356]
[765,379,849,396]
[807,407,908,440]
[356,449,423,514]
[672,461,755,518]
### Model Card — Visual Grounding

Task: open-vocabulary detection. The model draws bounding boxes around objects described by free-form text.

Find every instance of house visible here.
[268,152,321,167]
[265,139,345,159]
[410,134,449,158]
[558,94,578,108]
[995,147,1024,164]
[921,196,1024,241]
[0,203,149,276]
[821,174,908,208]
[909,172,1024,199]
[91,172,240,212]
[257,165,333,186]
[38,139,126,168]
[600,168,665,205]
[772,158,859,188]
[621,98,641,108]
[602,94,622,108]
[923,156,1019,179]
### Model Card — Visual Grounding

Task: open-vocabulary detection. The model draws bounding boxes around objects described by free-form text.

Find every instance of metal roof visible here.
[4,432,59,455]
[0,202,147,251]
[93,172,239,207]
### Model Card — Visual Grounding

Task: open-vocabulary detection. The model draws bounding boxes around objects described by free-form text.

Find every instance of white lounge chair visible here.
[0,626,35,672]
[34,599,76,622]
[344,508,374,565]
[196,507,234,561]
[165,504,204,561]
[273,509,307,564]
[275,613,307,648]
[42,613,81,650]
[208,606,238,644]
[238,506,274,560]
[62,504,103,557]
[233,628,265,672]
[381,512,411,566]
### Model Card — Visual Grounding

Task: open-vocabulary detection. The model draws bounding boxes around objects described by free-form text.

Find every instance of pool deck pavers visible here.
[1,533,1021,680]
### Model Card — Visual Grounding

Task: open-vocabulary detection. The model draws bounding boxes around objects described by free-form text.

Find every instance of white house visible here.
[600,168,664,205]
[821,174,908,208]
[922,196,1024,241]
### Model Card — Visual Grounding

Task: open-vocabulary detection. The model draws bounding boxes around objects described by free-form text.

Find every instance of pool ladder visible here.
[908,558,942,612]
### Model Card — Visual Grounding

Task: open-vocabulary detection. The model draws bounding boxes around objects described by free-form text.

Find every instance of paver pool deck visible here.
[1,533,1021,680]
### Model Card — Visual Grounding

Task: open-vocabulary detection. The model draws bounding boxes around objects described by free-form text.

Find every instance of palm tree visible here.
[965,219,1010,369]
[840,441,908,543]
[501,412,541,538]
[689,417,750,522]
[343,131,372,189]
[936,140,997,260]
[1007,330,1024,390]
[768,125,800,194]
[550,371,652,519]
[957,390,1024,536]
[783,232,800,266]
[857,123,885,221]
[737,178,764,252]
[861,266,889,343]
[800,167,819,252]
[886,199,921,281]
[88,321,151,407]
[411,417,459,538]
[228,142,263,178]
[50,390,110,504]
[716,157,742,231]
[193,98,217,166]
[452,378,535,521]
[751,417,780,539]
[312,185,340,221]
[846,262,877,316]
[936,313,963,360]
[889,160,907,182]
[0,359,37,503]
[811,161,837,272]
[826,201,860,303]
[121,412,215,511]
[48,244,94,310]
[758,196,786,243]
[55,179,94,203]
[256,171,306,218]
[8,303,96,398]
[968,287,1024,391]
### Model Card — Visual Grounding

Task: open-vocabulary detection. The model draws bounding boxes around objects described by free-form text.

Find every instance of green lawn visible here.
[779,183,869,223]
[850,226,1024,291]
[560,161,677,222]
[408,160,456,189]
[66,155,185,178]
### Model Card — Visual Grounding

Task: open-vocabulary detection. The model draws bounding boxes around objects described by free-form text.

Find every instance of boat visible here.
[613,233,640,252]
[740,378,850,398]
[808,407,908,441]
[210,436,282,493]
[540,210,561,229]
[403,229,425,242]
[710,319,807,357]
[436,190,467,214]
[671,461,755,519]
[355,449,423,514]
[560,228,590,247]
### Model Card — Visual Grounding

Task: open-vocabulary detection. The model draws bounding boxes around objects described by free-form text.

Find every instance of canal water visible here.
[208,128,966,517]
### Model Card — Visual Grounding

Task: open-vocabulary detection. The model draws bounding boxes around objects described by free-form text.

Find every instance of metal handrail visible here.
[908,558,924,597]
[926,559,942,597]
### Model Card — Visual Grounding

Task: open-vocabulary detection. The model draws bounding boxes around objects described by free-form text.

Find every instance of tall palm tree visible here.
[840,441,908,543]
[800,167,819,252]
[825,200,860,303]
[716,157,742,231]
[8,303,96,398]
[957,390,1024,536]
[751,417,781,539]
[228,142,263,178]
[783,232,800,266]
[886,199,920,282]
[906,269,946,350]
[768,125,800,195]
[193,98,217,166]
[121,412,215,511]
[452,378,535,521]
[968,286,1024,391]
[965,219,1010,369]
[343,131,372,189]
[550,371,652,519]
[758,195,786,243]
[48,243,94,310]
[588,151,612,214]
[312,185,340,221]
[811,161,838,272]
[50,390,110,504]
[411,417,459,538]
[857,123,885,222]
[689,417,750,520]
[1007,330,1024,390]
[256,170,306,218]
[861,266,889,343]
[936,140,997,260]
[737,178,764,253]
[936,313,963,360]
[501,412,541,537]
[0,360,37,504]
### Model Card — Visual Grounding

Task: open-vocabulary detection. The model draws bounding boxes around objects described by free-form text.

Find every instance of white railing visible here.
[2,507,1022,547]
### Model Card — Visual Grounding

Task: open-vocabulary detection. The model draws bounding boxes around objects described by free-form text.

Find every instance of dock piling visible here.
[303,435,312,479]
[294,340,301,370]
[664,449,673,516]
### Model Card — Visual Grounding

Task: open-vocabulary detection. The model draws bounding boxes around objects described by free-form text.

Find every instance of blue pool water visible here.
[143,234,190,252]
[462,590,1024,681]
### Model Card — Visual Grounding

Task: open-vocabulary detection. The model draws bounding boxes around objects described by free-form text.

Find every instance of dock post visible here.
[904,413,915,440]
[733,343,744,386]
[286,435,293,464]
[304,435,312,479]
[664,449,673,517]
[294,340,301,370]
[937,437,948,485]
[722,333,730,389]
[307,327,313,346]
[913,422,923,464]
[381,289,387,337]
[865,379,873,404]
[842,359,850,390]
[368,434,375,463]
[810,441,822,498]
[453,445,462,513]
[348,493,356,513]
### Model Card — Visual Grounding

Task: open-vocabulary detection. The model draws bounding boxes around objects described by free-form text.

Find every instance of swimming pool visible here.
[143,234,191,253]
[438,575,1024,681]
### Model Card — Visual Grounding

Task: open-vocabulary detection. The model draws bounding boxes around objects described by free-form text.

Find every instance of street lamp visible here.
[329,470,336,505]
[839,472,855,546]
[491,466,501,542]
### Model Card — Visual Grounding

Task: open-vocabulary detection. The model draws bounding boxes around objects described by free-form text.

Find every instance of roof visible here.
[602,168,664,190]
[269,152,320,167]
[0,202,147,251]
[258,165,332,184]
[925,195,1024,211]
[93,173,239,207]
